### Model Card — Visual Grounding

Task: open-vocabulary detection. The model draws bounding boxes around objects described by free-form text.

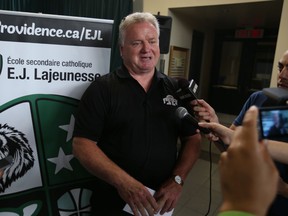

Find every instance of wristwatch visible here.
[173,175,184,186]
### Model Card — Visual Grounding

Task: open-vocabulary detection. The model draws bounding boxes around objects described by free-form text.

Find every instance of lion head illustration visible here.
[0,123,34,192]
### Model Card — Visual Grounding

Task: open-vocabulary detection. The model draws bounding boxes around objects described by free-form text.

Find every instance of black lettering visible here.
[7,67,15,79]
[18,68,27,79]
[34,68,41,80]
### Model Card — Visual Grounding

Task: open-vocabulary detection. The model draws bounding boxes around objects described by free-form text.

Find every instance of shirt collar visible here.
[116,64,166,81]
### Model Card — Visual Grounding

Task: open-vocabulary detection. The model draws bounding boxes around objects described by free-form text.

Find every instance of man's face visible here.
[120,22,160,75]
[277,51,288,88]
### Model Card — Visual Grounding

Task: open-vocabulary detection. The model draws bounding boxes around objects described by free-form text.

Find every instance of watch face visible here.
[175,175,182,184]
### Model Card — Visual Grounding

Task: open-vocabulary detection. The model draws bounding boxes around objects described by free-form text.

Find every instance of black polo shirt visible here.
[73,65,196,189]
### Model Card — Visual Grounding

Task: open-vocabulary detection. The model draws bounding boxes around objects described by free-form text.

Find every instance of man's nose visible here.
[279,66,288,78]
[141,41,151,51]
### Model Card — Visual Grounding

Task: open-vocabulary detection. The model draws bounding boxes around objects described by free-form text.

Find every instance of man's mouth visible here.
[278,82,288,88]
[141,56,152,60]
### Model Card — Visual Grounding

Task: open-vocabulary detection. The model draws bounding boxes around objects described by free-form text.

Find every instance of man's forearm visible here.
[72,137,134,188]
[267,140,288,164]
[173,134,201,180]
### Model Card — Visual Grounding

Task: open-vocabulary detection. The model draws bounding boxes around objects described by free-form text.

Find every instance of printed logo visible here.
[0,124,34,192]
[57,188,92,215]
[0,201,42,216]
[163,95,178,106]
[0,95,95,215]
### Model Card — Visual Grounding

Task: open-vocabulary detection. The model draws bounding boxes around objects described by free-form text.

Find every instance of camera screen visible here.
[259,106,288,139]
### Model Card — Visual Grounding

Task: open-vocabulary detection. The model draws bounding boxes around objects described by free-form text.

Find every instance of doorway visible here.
[209,29,277,114]
[171,0,283,115]
[189,30,204,85]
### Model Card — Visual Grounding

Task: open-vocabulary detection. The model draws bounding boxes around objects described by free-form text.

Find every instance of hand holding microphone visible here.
[191,99,219,123]
[175,107,211,134]
[175,78,219,124]
[176,106,228,152]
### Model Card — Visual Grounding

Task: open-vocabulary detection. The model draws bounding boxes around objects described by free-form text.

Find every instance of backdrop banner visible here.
[0,10,113,215]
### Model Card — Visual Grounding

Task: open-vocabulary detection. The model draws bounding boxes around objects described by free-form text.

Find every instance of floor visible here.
[173,152,222,216]
[172,112,236,216]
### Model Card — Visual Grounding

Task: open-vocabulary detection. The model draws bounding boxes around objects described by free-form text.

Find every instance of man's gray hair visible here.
[119,12,160,46]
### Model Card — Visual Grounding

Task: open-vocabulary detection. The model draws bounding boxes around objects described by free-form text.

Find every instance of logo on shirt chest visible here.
[163,95,178,106]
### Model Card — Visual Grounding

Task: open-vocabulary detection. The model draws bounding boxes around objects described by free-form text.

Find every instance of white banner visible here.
[0,10,113,215]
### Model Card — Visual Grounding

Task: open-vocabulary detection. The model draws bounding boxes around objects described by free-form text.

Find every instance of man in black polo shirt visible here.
[72,12,201,215]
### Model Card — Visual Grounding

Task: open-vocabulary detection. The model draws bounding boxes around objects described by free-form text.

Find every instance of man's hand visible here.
[117,179,159,216]
[191,99,219,123]
[154,178,182,215]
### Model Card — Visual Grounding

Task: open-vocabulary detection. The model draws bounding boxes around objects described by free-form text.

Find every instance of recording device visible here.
[258,106,288,140]
[258,87,288,140]
[176,79,199,104]
[175,78,199,116]
[0,155,13,169]
[176,107,210,134]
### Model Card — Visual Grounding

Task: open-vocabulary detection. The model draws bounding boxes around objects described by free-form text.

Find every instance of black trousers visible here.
[90,180,132,216]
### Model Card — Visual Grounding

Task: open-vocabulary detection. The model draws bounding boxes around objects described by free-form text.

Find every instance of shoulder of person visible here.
[84,71,116,93]
[247,90,268,104]
[162,74,178,93]
[249,90,266,99]
[165,75,178,86]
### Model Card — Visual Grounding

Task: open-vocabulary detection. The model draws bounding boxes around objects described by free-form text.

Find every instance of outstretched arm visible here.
[198,121,233,145]
[199,120,288,164]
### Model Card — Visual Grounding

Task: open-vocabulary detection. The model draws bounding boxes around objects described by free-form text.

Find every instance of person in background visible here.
[216,106,278,216]
[192,49,288,216]
[193,49,288,128]
[267,111,286,137]
[72,12,201,216]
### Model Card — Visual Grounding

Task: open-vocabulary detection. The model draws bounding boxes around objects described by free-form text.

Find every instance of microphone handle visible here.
[214,139,229,152]
[185,113,211,134]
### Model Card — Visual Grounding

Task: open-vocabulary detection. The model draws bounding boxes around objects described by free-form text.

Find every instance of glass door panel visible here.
[218,41,242,87]
[251,42,276,90]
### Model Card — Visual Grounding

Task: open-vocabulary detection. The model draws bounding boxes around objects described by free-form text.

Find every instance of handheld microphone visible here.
[176,79,199,104]
[175,78,199,116]
[176,106,210,134]
[176,106,228,151]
